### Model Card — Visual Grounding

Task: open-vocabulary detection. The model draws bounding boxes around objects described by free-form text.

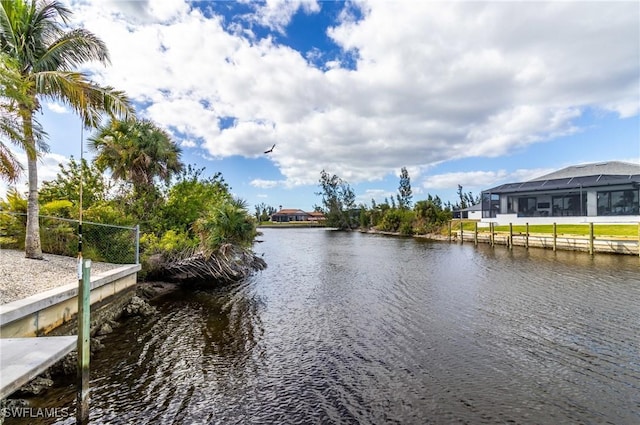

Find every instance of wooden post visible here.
[525,222,529,249]
[490,222,495,247]
[509,223,513,249]
[474,221,478,246]
[460,221,464,244]
[589,222,594,255]
[553,222,557,252]
[77,259,91,425]
[448,221,452,242]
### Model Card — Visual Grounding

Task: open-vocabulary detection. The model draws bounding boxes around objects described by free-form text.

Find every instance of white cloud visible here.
[46,102,70,114]
[0,151,70,199]
[250,178,281,189]
[421,167,556,191]
[355,188,396,206]
[247,0,320,34]
[179,139,197,148]
[66,0,638,188]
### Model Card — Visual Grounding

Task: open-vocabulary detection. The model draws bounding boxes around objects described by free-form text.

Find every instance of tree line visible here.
[316,167,479,235]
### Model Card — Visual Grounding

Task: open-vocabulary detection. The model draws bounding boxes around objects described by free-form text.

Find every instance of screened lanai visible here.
[480,162,640,221]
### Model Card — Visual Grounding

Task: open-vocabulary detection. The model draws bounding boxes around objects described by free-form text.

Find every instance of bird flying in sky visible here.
[264,144,276,154]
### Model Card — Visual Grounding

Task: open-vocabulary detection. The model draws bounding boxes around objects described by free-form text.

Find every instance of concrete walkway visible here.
[0,337,76,399]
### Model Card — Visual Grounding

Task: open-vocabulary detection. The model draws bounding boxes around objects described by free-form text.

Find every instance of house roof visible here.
[273,209,308,215]
[457,203,482,212]
[483,161,640,195]
[531,161,640,181]
[485,174,640,195]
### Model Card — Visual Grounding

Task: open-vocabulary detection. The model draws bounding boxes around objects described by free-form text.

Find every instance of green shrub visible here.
[0,189,27,248]
[379,209,403,232]
[40,219,76,256]
[41,200,74,218]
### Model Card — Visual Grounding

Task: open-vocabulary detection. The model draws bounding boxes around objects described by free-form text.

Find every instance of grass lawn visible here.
[450,220,639,238]
[258,221,325,227]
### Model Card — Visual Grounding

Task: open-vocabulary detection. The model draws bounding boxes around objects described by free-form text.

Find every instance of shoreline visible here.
[360,227,639,256]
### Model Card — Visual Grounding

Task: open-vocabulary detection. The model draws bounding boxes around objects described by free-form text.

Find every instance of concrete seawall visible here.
[455,231,639,255]
[364,228,639,256]
[0,264,141,338]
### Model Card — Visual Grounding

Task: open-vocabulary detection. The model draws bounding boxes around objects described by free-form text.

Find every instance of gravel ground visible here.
[0,249,123,305]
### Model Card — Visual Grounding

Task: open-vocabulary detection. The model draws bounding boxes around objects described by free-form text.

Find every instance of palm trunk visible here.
[21,105,43,259]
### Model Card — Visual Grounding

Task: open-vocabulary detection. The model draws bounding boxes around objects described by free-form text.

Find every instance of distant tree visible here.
[457,184,467,209]
[415,199,439,223]
[265,205,276,219]
[358,204,370,228]
[254,202,276,222]
[397,167,412,209]
[316,170,356,230]
[39,157,110,208]
[390,196,396,209]
[466,191,480,207]
[456,184,480,210]
[254,203,264,222]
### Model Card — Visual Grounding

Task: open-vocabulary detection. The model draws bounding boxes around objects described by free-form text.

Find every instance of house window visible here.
[517,197,536,216]
[597,189,639,215]
[482,193,500,218]
[552,194,586,216]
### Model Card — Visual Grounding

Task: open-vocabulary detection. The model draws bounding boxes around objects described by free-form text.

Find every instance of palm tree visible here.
[0,0,132,259]
[0,109,25,182]
[0,53,42,182]
[89,118,183,191]
[194,198,257,250]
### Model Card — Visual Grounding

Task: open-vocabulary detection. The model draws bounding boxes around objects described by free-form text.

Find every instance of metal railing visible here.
[0,212,139,264]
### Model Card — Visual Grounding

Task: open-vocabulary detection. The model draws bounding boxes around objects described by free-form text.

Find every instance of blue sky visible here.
[2,0,639,212]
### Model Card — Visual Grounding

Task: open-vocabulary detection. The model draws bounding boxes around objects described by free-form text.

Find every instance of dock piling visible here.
[509,223,513,249]
[77,259,91,425]
[474,222,478,246]
[490,222,495,247]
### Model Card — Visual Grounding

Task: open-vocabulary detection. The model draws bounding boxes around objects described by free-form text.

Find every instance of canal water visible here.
[10,228,640,424]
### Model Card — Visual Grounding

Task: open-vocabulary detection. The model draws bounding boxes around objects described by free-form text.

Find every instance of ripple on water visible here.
[13,229,640,425]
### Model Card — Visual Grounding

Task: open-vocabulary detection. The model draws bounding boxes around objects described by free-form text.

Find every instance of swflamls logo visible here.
[1,407,71,418]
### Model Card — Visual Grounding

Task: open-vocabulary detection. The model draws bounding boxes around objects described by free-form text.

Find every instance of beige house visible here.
[271,209,325,222]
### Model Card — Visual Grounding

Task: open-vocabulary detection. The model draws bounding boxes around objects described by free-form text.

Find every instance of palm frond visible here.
[0,139,22,182]
[36,27,109,72]
[34,70,132,126]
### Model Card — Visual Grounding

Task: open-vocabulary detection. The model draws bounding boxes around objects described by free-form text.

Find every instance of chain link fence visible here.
[0,212,139,264]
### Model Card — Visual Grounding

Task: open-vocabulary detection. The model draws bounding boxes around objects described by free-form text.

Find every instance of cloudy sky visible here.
[2,0,639,211]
